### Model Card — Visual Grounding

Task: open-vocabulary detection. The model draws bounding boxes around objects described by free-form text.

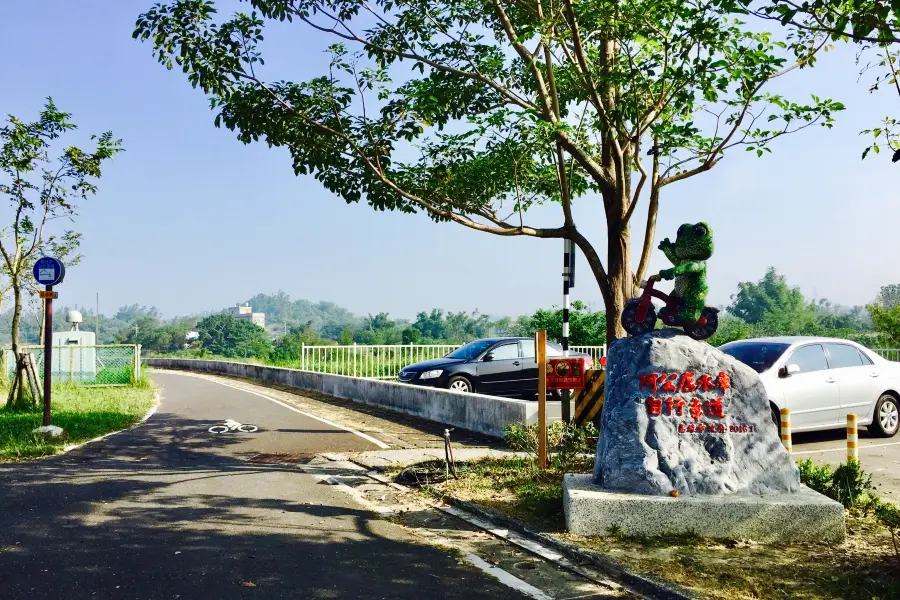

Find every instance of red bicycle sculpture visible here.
[620,275,719,340]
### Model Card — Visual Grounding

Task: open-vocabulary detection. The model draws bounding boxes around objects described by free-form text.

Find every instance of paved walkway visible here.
[0,373,528,599]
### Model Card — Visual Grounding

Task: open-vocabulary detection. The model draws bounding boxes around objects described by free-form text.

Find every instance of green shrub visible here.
[876,501,900,556]
[552,422,598,473]
[831,460,874,509]
[503,421,597,474]
[504,421,565,456]
[797,458,833,496]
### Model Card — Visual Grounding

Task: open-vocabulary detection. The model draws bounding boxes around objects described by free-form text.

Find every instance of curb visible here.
[346,456,697,600]
[443,496,699,600]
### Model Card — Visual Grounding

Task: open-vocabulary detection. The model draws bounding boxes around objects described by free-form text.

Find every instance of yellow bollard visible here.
[780,408,792,453]
[847,413,858,463]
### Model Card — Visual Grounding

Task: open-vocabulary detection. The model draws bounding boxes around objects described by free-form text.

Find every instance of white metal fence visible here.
[570,345,607,362]
[874,348,900,361]
[298,343,897,379]
[299,342,607,379]
[3,344,141,386]
[300,343,460,379]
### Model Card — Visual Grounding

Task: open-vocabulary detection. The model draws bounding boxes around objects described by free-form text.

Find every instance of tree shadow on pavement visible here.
[0,412,522,600]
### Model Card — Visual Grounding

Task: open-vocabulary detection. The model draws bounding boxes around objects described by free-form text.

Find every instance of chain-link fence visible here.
[3,344,141,386]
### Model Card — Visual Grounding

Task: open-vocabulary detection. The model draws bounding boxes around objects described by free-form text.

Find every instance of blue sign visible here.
[32,257,65,287]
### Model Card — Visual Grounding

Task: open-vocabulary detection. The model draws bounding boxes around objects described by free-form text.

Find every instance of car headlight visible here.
[420,369,443,380]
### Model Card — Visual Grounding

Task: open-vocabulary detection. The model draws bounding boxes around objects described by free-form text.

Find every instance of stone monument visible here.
[563,224,845,543]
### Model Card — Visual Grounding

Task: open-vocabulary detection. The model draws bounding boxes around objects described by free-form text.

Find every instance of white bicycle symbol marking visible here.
[208,419,259,434]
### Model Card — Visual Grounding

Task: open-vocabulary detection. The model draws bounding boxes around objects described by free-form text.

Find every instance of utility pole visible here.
[560,239,575,423]
[96,292,100,342]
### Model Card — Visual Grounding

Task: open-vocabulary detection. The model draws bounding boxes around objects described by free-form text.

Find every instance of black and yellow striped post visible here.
[574,369,605,428]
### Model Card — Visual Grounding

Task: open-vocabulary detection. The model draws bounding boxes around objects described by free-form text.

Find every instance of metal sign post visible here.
[536,329,548,469]
[561,240,576,423]
[33,257,65,427]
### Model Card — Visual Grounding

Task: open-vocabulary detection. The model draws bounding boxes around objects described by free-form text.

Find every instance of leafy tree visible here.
[135,0,842,341]
[868,283,900,345]
[728,267,809,324]
[706,314,755,346]
[118,318,192,354]
[196,313,272,358]
[0,99,121,363]
[115,304,161,323]
[522,301,606,346]
[272,321,325,362]
[876,284,900,309]
[743,0,900,160]
[401,326,421,344]
[244,291,360,334]
[411,309,493,342]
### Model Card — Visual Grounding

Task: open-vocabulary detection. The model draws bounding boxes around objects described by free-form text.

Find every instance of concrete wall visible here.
[147,358,542,438]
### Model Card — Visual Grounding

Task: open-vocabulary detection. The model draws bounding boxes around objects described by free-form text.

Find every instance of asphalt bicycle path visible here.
[0,372,531,600]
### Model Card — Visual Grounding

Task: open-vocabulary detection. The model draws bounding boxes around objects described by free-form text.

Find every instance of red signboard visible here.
[546,357,587,390]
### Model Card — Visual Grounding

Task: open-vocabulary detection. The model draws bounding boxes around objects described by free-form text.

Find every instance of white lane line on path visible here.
[164,371,390,449]
[318,474,553,600]
[364,470,625,594]
[460,551,554,600]
[793,441,900,455]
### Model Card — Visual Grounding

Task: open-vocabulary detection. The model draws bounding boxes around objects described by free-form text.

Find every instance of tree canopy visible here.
[135,0,842,341]
[0,99,121,355]
[743,0,900,160]
[196,313,272,358]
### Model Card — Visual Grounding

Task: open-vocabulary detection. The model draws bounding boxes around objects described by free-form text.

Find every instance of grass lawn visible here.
[394,458,900,600]
[0,384,156,461]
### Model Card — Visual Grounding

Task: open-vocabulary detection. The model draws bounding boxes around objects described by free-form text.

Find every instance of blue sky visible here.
[1,0,896,320]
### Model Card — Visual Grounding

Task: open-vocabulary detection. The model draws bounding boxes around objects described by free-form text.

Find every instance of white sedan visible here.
[720,336,900,437]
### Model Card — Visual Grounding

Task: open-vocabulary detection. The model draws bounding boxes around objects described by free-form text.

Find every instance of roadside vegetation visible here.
[45,271,898,375]
[0,378,156,461]
[388,423,900,599]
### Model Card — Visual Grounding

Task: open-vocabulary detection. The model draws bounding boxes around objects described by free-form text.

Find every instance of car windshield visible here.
[720,341,791,373]
[445,340,496,360]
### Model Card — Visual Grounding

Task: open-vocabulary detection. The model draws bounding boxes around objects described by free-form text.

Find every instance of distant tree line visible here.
[6,269,900,363]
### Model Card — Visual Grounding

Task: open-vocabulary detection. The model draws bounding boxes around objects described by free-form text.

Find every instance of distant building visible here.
[228,303,266,328]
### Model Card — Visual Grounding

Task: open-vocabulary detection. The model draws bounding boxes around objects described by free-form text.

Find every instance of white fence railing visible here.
[874,348,900,362]
[301,343,460,379]
[299,343,895,379]
[299,342,608,379]
[570,345,607,362]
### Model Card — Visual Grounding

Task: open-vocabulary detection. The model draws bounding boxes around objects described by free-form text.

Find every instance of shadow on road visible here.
[0,409,520,600]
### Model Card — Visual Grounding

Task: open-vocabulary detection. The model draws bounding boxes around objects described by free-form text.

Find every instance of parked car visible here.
[398,337,593,398]
[719,336,900,437]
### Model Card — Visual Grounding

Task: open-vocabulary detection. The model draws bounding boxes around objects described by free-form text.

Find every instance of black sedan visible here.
[397,337,593,397]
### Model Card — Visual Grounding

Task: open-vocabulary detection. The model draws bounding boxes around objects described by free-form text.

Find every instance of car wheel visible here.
[869,394,900,438]
[447,376,473,394]
[770,405,781,431]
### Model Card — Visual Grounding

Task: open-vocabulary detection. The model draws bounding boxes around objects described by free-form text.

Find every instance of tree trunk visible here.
[10,277,22,357]
[606,226,633,343]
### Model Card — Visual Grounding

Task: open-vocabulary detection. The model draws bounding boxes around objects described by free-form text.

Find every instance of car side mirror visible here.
[482,353,493,362]
[779,364,800,378]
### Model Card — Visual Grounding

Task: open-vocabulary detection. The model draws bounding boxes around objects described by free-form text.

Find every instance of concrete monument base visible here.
[563,474,845,543]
